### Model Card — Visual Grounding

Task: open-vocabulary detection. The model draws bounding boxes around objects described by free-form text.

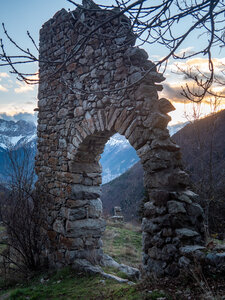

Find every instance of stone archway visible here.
[35,3,205,277]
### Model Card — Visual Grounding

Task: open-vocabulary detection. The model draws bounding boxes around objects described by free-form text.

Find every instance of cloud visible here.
[175,57,225,75]
[175,47,195,57]
[0,74,10,91]
[163,56,225,103]
[161,83,187,103]
[0,84,8,92]
[161,82,225,105]
[167,57,225,79]
[0,72,10,78]
[0,112,37,124]
[14,73,38,94]
[14,81,34,94]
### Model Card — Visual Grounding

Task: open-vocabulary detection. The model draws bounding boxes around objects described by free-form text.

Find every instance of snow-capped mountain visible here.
[0,119,36,151]
[0,119,37,182]
[100,133,139,183]
[168,122,189,136]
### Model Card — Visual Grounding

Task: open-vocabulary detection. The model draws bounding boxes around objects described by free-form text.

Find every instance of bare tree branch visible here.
[0,0,224,100]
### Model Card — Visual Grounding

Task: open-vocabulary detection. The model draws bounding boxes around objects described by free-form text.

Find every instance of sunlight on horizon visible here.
[169,101,225,125]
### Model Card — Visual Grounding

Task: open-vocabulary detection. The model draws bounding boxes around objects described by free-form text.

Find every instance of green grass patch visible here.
[0,267,165,300]
[102,222,142,267]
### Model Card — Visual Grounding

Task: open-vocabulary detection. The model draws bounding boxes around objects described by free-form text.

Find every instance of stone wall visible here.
[36,3,205,277]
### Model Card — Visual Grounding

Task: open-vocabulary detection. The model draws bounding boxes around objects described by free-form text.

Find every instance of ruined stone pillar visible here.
[36,3,205,276]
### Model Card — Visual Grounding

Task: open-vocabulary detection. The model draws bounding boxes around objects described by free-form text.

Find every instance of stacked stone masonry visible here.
[36,2,205,277]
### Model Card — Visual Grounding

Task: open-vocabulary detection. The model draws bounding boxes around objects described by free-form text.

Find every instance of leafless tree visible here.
[0,146,46,277]
[0,0,224,98]
[175,62,225,102]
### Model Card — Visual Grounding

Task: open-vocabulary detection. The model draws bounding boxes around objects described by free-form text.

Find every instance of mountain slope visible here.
[101,161,144,219]
[172,109,225,187]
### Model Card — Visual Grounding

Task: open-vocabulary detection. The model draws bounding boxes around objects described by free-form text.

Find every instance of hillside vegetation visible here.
[101,162,144,220]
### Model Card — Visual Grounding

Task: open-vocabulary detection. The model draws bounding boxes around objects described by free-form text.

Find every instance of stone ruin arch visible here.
[35,3,205,277]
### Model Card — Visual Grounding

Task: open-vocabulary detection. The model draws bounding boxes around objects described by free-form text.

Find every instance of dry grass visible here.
[102,219,142,267]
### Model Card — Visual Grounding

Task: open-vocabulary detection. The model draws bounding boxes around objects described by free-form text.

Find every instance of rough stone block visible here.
[69,207,87,221]
[142,218,159,234]
[179,245,206,255]
[88,199,102,218]
[162,244,177,258]
[143,112,171,129]
[107,108,121,130]
[74,106,84,117]
[125,47,148,62]
[158,98,175,114]
[134,83,158,100]
[186,203,204,218]
[146,257,167,277]
[148,246,162,260]
[71,184,101,200]
[149,190,170,206]
[69,162,101,173]
[168,170,190,187]
[58,108,68,118]
[176,228,200,238]
[117,112,135,135]
[167,200,186,214]
[53,219,65,234]
[65,218,106,238]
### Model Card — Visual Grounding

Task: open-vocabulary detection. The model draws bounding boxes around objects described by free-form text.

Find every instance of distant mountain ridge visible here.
[0,119,36,150]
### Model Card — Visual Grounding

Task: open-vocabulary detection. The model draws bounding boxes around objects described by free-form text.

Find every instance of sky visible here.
[0,0,225,125]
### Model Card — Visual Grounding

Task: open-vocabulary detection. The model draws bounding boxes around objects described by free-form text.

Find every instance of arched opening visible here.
[100,133,142,268]
[68,129,143,273]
